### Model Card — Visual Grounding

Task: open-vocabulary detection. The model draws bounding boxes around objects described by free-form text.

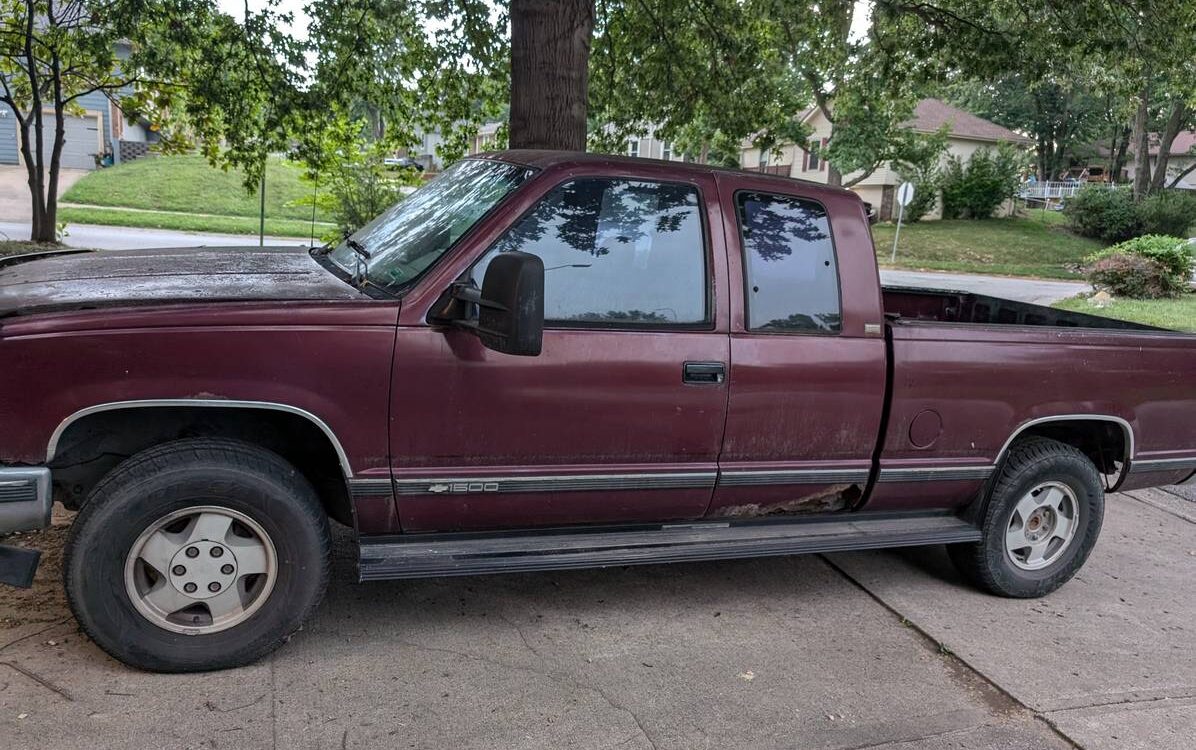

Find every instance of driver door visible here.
[389,169,731,532]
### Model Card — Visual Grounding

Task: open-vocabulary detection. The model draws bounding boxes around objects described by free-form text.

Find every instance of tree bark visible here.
[1130,91,1151,200]
[1149,101,1189,193]
[1109,125,1130,183]
[1169,160,1196,189]
[508,0,595,151]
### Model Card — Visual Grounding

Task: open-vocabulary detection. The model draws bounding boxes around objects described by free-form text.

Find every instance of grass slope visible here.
[62,154,333,223]
[873,214,1103,279]
[58,206,333,239]
[1053,293,1196,332]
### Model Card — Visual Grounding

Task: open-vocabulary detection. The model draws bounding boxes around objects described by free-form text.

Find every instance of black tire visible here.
[64,438,331,672]
[949,437,1104,598]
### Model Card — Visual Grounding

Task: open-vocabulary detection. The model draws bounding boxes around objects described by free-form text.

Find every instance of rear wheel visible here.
[949,437,1104,598]
[65,438,331,672]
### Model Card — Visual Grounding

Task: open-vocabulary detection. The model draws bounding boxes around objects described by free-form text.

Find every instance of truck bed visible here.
[882,286,1165,331]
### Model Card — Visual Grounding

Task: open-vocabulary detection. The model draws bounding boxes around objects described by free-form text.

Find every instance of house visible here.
[740,98,1033,220]
[0,42,159,171]
[1126,130,1196,191]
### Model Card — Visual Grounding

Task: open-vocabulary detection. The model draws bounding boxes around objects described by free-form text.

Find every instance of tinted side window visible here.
[474,179,708,325]
[737,192,840,333]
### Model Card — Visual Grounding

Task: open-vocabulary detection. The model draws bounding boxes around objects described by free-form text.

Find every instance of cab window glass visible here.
[737,192,840,333]
[474,179,708,326]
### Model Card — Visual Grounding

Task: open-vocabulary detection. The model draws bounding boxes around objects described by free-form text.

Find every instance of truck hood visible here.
[0,246,370,316]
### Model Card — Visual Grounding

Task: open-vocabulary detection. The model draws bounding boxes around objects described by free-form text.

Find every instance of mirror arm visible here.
[429,281,511,332]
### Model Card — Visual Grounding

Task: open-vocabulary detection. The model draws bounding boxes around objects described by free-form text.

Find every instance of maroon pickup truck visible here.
[2,151,1195,672]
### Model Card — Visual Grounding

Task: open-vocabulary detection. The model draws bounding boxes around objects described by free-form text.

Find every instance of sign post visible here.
[890,181,915,263]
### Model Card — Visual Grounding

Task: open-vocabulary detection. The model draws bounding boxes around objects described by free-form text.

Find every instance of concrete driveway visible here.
[1,487,1192,749]
[0,166,88,222]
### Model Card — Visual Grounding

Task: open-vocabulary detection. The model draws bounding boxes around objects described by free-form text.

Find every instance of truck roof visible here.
[473,149,861,200]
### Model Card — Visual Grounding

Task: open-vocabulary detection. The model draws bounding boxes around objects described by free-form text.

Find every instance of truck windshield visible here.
[327,158,534,293]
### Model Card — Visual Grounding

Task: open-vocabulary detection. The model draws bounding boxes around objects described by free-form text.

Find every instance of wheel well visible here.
[1003,419,1129,480]
[48,406,354,526]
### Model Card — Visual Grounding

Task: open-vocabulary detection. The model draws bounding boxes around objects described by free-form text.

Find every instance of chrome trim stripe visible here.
[46,399,354,476]
[348,479,395,497]
[719,469,870,486]
[877,466,996,483]
[1129,457,1196,473]
[393,471,717,496]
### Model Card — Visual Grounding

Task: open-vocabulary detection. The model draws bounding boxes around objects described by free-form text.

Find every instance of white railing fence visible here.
[1017,181,1119,201]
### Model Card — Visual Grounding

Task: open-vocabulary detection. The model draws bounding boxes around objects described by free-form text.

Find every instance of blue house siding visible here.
[0,89,114,167]
[0,111,18,164]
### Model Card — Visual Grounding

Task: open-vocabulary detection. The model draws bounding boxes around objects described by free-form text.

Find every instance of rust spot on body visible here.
[713,484,860,518]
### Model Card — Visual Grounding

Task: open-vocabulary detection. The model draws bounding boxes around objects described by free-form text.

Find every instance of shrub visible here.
[939,145,1023,219]
[894,162,939,222]
[1085,235,1193,298]
[1063,186,1140,242]
[1138,191,1196,237]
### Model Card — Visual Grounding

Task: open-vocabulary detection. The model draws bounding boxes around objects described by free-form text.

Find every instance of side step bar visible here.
[358,513,981,581]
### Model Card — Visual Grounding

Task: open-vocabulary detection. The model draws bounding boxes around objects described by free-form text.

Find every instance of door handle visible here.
[683,361,726,384]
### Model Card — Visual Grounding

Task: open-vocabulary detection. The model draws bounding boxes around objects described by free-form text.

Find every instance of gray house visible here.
[0,41,158,171]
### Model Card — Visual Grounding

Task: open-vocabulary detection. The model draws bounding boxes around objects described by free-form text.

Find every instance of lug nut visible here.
[210,547,224,558]
[208,582,221,592]
[185,547,199,558]
[221,564,234,575]
[172,565,186,576]
[183,582,197,593]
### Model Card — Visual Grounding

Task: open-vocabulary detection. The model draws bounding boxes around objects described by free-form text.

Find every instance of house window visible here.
[805,141,821,171]
[661,141,673,161]
[627,139,640,158]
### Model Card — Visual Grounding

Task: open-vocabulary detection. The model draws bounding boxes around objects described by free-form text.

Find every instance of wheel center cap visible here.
[1025,508,1055,541]
[168,541,238,599]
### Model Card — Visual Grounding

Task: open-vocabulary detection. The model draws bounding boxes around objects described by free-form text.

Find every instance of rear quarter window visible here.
[736,191,841,333]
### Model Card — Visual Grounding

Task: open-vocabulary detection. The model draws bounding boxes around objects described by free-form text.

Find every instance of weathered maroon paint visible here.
[3,150,1196,540]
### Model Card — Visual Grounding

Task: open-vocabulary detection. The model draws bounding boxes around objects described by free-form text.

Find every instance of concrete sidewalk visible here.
[2,488,1192,749]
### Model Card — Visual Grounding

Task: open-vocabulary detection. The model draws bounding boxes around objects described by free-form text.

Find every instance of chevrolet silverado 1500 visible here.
[2,151,1194,672]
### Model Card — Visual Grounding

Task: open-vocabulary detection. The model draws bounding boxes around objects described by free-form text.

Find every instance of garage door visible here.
[34,114,100,170]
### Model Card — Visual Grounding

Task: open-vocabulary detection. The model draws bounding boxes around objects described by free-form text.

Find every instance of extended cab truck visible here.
[2,152,1195,673]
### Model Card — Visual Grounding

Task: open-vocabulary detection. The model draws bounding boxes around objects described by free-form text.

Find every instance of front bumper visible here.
[0,467,52,588]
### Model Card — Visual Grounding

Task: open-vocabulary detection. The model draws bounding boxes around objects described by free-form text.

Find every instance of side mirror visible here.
[476,251,544,356]
[435,251,545,356]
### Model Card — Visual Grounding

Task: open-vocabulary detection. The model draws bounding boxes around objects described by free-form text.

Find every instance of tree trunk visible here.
[1130,92,1151,200]
[508,0,595,151]
[1150,102,1189,193]
[1109,125,1130,183]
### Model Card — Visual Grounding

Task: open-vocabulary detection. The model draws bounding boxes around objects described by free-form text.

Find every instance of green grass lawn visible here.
[873,213,1103,279]
[58,206,336,240]
[61,154,335,226]
[1053,293,1196,332]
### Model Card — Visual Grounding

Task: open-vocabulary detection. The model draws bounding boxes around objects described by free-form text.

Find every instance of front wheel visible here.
[949,437,1104,598]
[64,438,331,672]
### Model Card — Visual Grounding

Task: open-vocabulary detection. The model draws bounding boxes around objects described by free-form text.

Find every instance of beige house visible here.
[1126,130,1196,191]
[741,98,1033,219]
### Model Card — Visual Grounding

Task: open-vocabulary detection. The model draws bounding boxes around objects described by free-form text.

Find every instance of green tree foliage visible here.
[893,127,950,221]
[0,0,225,241]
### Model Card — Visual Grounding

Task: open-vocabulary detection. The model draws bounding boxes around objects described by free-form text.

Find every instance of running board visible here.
[357,513,980,581]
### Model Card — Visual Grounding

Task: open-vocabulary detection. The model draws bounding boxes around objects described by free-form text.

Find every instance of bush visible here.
[894,163,939,222]
[1138,191,1196,237]
[939,145,1023,219]
[1063,186,1140,242]
[1085,235,1193,298]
